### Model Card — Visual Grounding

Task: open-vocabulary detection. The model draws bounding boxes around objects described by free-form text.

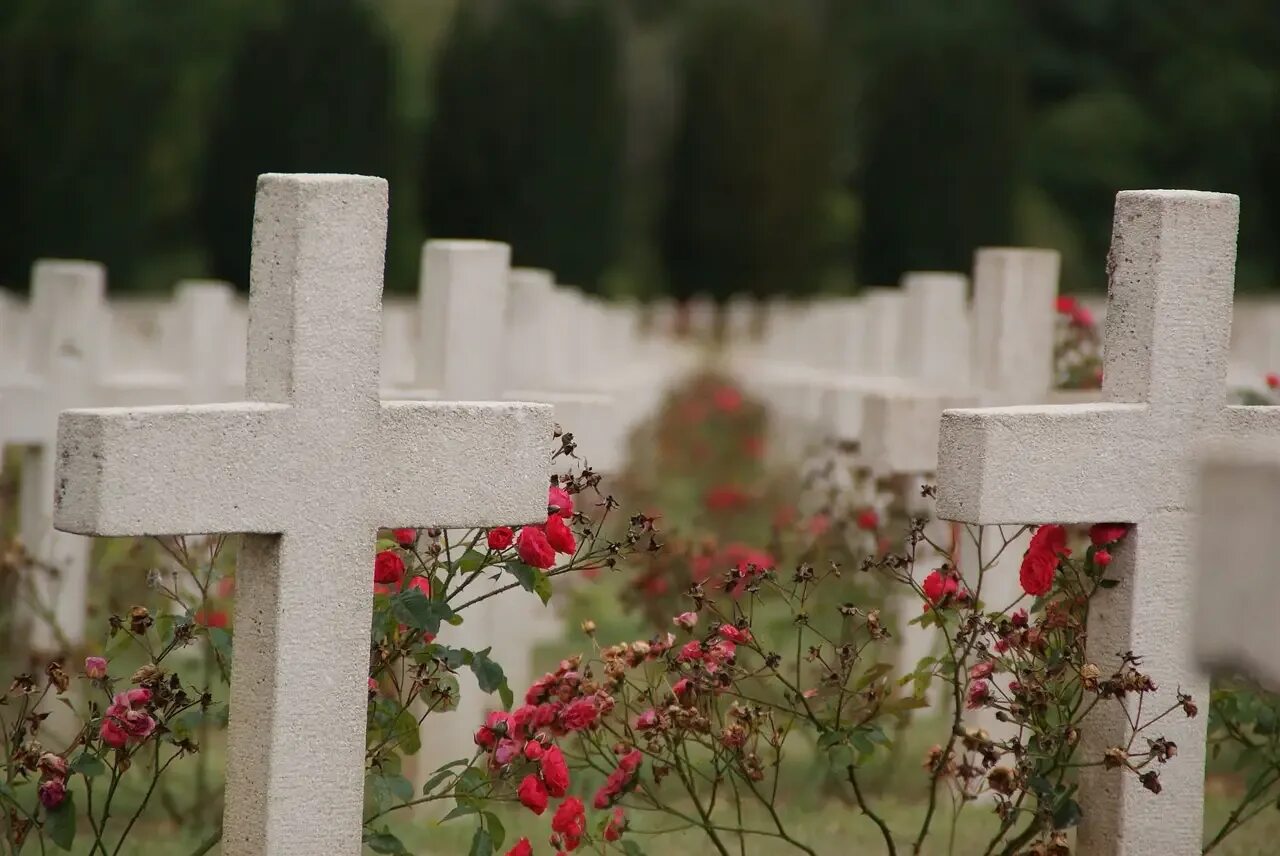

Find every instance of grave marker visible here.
[54,175,553,854]
[936,190,1280,855]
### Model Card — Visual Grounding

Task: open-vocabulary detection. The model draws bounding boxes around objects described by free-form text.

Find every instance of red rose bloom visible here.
[373,549,405,585]
[921,569,958,605]
[604,808,626,841]
[1019,548,1056,596]
[1268,372,1280,390]
[559,697,598,732]
[1095,549,1112,567]
[1055,295,1076,314]
[487,526,515,550]
[551,797,587,847]
[392,528,416,548]
[517,773,548,815]
[506,839,532,856]
[548,485,574,519]
[712,385,743,413]
[516,526,556,569]
[855,508,879,531]
[540,745,571,797]
[1028,524,1068,558]
[966,680,991,710]
[544,514,577,555]
[1088,523,1128,547]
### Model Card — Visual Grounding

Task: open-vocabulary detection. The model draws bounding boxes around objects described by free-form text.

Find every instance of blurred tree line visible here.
[3,0,1280,298]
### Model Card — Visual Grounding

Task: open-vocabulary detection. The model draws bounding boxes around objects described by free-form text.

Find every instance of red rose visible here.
[1088,523,1128,547]
[392,528,417,548]
[516,526,556,569]
[544,514,577,555]
[517,773,548,815]
[548,485,574,519]
[38,779,67,810]
[718,624,752,644]
[195,610,228,629]
[374,550,405,585]
[712,385,743,413]
[921,569,958,605]
[966,680,991,710]
[1019,548,1056,596]
[559,697,598,732]
[1028,524,1068,558]
[540,745,570,797]
[855,508,879,531]
[1268,372,1280,390]
[551,797,587,844]
[487,526,515,550]
[1055,295,1076,315]
[604,807,626,841]
[1095,549,1112,567]
[506,839,532,856]
[407,575,430,598]
[523,740,544,761]
[969,661,995,680]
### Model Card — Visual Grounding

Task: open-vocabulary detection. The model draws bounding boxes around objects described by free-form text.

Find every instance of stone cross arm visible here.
[54,400,550,536]
[938,402,1280,524]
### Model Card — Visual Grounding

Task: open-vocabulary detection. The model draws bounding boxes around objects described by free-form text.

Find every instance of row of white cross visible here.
[731,190,1280,856]
[9,177,1280,853]
[0,175,705,853]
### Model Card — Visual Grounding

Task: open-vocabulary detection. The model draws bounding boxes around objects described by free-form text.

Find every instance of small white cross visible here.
[54,175,553,855]
[936,190,1280,855]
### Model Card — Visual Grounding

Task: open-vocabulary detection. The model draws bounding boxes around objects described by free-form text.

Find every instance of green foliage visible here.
[659,0,835,299]
[846,0,1026,286]
[423,0,626,290]
[198,0,397,289]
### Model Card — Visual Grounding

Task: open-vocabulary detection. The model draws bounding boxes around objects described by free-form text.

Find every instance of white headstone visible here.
[937,190,1280,855]
[53,175,554,855]
[1194,440,1280,689]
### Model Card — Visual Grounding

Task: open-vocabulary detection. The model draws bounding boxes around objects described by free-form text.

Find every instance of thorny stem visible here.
[847,764,897,856]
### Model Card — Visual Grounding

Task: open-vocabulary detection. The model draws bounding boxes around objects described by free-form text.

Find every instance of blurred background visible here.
[4,0,1280,300]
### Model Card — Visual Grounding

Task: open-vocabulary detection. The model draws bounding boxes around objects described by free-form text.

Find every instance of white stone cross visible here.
[937,190,1280,855]
[53,175,553,855]
[1194,440,1280,690]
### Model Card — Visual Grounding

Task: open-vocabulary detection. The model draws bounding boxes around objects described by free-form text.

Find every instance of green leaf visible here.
[483,812,506,849]
[469,649,510,709]
[363,829,409,854]
[622,841,647,856]
[392,589,455,635]
[393,709,422,756]
[421,672,460,713]
[208,627,234,667]
[1052,797,1082,829]
[1097,578,1120,589]
[367,772,414,811]
[105,628,135,659]
[456,550,487,575]
[422,760,468,796]
[468,826,494,856]
[505,562,552,605]
[68,753,105,778]
[47,791,76,851]
[442,803,479,823]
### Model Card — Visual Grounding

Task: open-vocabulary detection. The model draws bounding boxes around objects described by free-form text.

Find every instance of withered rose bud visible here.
[987,766,1016,796]
[45,662,70,694]
[581,620,597,636]
[129,606,153,635]
[38,752,68,779]
[1179,691,1198,718]
[1148,737,1177,763]
[1140,770,1162,794]
[131,664,162,686]
[1080,663,1101,691]
[1103,747,1128,770]
[426,527,442,539]
[9,674,36,695]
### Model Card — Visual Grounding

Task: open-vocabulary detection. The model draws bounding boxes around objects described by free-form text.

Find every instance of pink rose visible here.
[548,485,574,519]
[544,514,576,555]
[38,778,67,810]
[84,656,108,680]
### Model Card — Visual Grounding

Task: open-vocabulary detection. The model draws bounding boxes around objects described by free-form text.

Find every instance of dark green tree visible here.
[0,1,205,290]
[659,1,834,299]
[199,0,396,289]
[849,0,1027,287]
[423,0,625,291]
